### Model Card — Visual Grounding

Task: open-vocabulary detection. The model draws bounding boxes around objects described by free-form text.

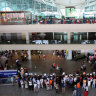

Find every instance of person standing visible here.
[25,80,28,89]
[11,76,15,86]
[38,54,40,60]
[84,89,88,96]
[43,54,46,61]
[82,79,87,89]
[92,78,96,88]
[17,77,21,88]
[73,85,77,96]
[61,79,65,93]
[20,78,24,88]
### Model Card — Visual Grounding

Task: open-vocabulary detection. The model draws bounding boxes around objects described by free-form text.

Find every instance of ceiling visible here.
[55,0,85,7]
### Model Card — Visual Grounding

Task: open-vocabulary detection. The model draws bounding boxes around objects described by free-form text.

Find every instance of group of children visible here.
[16,71,96,96]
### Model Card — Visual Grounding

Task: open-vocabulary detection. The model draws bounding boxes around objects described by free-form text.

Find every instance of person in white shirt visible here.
[40,78,43,88]
[11,76,15,86]
[92,79,96,88]
[46,80,50,90]
[28,80,32,90]
[88,79,91,89]
[85,86,88,92]
[20,79,24,88]
[37,80,40,91]
[25,80,28,89]
[34,82,38,92]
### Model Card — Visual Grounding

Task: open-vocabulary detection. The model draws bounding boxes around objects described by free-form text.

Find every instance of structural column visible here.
[53,32,54,40]
[66,50,72,60]
[28,50,31,60]
[27,50,32,69]
[26,32,29,44]
[67,32,71,44]
[87,32,88,40]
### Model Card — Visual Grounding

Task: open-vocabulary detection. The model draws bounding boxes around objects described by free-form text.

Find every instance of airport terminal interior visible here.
[0,0,96,96]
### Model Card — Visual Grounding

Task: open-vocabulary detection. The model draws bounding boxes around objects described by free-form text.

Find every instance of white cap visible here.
[44,73,46,76]
[53,73,55,75]
[35,73,37,75]
[90,73,92,75]
[29,73,31,75]
[30,73,33,75]
[71,74,73,76]
[62,72,65,75]
[76,74,79,76]
[93,72,95,74]
[25,73,28,76]
[50,75,52,77]
[21,67,23,70]
[87,73,89,75]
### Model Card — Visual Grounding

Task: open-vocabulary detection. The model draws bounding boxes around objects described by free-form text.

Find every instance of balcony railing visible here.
[0,19,96,25]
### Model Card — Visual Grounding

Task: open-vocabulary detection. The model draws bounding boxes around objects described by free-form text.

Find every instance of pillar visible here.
[28,50,31,60]
[87,32,88,40]
[53,32,54,40]
[27,50,32,70]
[26,32,29,44]
[66,50,72,60]
[67,32,71,44]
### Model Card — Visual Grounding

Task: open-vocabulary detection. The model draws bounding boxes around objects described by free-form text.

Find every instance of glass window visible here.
[17,0,21,4]
[11,0,16,4]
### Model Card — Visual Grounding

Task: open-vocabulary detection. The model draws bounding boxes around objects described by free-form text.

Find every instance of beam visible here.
[0,24,96,33]
[0,44,96,50]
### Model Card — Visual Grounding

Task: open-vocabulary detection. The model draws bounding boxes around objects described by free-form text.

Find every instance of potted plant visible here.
[38,15,42,20]
[62,15,65,20]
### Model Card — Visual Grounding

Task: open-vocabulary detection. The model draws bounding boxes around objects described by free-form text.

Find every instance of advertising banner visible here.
[0,70,17,78]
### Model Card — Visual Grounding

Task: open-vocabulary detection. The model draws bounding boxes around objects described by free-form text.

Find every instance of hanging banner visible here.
[0,70,17,78]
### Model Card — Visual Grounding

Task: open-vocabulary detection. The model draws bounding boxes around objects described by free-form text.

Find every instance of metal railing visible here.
[0,19,96,25]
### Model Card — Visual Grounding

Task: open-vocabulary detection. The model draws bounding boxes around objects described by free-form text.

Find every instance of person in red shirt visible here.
[52,63,56,68]
[84,89,88,96]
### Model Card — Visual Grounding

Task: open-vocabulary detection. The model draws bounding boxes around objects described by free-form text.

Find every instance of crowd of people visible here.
[33,18,96,24]
[0,51,12,70]
[15,68,96,96]
[1,50,96,96]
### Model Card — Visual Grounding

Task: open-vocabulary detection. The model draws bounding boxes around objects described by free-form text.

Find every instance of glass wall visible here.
[0,33,26,44]
[71,32,87,43]
[54,32,67,43]
[0,32,96,44]
[71,32,96,44]
[65,7,75,18]
[29,32,67,44]
[0,0,57,13]
[88,32,96,40]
